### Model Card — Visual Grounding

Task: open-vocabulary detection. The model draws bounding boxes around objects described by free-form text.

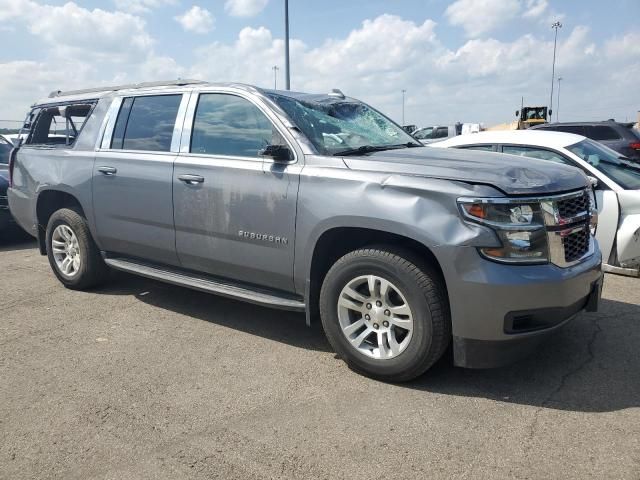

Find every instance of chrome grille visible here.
[557,192,588,220]
[541,189,594,267]
[563,227,590,263]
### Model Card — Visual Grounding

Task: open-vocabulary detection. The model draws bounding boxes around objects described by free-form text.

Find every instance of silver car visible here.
[8,80,602,381]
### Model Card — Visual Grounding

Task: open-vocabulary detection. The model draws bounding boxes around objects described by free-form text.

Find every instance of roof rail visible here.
[48,79,208,98]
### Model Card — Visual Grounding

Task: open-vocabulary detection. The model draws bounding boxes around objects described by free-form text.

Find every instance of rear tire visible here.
[46,208,108,290]
[320,246,450,382]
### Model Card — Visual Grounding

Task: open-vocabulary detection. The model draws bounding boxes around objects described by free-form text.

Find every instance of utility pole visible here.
[402,89,406,126]
[272,65,279,89]
[284,0,291,90]
[556,77,563,122]
[549,21,562,115]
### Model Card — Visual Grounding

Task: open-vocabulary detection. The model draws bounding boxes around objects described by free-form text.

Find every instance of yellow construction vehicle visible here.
[515,106,550,129]
[486,105,551,131]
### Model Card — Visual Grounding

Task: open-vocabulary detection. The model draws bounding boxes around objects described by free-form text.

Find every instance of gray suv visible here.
[532,120,640,161]
[8,80,603,381]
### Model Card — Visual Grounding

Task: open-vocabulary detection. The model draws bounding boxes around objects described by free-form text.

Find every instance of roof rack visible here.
[48,79,208,98]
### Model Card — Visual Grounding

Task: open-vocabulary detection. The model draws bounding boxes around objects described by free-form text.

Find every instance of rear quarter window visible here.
[552,125,586,135]
[585,125,621,141]
[26,103,94,147]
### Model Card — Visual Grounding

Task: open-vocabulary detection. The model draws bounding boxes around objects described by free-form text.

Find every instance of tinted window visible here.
[112,95,182,152]
[502,145,570,165]
[0,137,11,164]
[548,125,585,136]
[586,125,621,141]
[458,145,494,151]
[191,94,278,157]
[433,127,449,139]
[110,97,133,149]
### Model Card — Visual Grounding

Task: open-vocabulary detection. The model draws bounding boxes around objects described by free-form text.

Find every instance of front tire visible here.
[46,208,108,290]
[320,247,450,382]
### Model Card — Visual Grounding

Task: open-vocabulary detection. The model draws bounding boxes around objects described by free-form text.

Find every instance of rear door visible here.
[93,92,188,265]
[173,90,301,292]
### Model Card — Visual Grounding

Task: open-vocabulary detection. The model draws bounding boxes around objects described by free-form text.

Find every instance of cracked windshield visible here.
[269,94,417,155]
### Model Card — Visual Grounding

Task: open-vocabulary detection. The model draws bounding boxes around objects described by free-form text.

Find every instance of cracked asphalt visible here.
[1,230,639,479]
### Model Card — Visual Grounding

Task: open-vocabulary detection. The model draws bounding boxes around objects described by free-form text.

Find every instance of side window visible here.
[414,128,433,140]
[26,104,93,146]
[554,125,585,136]
[586,125,621,141]
[0,137,12,164]
[433,127,449,139]
[111,94,182,152]
[190,93,279,157]
[457,145,494,151]
[502,145,570,165]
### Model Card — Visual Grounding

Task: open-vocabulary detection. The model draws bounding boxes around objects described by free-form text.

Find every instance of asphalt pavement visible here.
[1,230,639,479]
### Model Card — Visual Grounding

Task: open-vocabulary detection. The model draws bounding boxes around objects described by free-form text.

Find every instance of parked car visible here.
[531,120,640,161]
[413,123,462,144]
[0,135,14,230]
[8,81,602,380]
[432,130,640,275]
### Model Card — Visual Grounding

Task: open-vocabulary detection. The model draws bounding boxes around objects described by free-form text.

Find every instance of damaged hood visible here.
[341,146,588,195]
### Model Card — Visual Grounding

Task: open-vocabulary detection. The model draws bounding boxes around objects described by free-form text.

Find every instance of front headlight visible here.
[459,200,549,264]
[587,188,598,235]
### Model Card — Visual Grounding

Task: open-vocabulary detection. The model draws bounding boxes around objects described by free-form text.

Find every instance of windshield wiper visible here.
[333,142,421,156]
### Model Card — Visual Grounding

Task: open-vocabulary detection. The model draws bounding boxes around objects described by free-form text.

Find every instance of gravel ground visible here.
[1,231,639,479]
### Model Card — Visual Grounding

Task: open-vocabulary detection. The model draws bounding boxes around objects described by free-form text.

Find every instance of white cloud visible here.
[114,0,177,14]
[523,0,548,18]
[175,6,214,34]
[605,32,640,58]
[0,9,638,129]
[445,0,521,37]
[0,0,28,20]
[28,3,154,61]
[187,16,639,125]
[224,0,268,17]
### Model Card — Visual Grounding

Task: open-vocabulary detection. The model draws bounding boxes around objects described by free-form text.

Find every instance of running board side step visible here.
[104,257,306,311]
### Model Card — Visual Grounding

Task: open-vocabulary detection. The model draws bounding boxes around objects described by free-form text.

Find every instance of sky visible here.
[0,0,639,129]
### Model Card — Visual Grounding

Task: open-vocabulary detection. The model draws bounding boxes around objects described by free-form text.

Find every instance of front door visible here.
[173,91,300,293]
[93,93,186,265]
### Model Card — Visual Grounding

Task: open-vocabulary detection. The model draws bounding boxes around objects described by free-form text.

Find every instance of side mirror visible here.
[259,144,293,163]
[548,109,552,117]
[515,110,520,117]
[587,175,598,188]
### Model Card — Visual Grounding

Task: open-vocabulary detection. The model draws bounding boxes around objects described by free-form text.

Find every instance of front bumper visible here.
[434,245,603,368]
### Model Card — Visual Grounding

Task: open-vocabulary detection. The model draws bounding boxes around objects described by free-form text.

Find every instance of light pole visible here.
[402,89,406,126]
[549,21,562,116]
[284,0,290,90]
[556,77,562,122]
[272,65,279,89]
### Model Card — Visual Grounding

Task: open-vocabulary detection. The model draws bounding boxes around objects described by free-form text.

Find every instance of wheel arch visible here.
[305,226,448,326]
[35,189,86,255]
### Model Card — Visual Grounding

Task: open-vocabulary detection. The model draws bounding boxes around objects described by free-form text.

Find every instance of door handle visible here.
[178,174,205,185]
[97,166,117,176]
